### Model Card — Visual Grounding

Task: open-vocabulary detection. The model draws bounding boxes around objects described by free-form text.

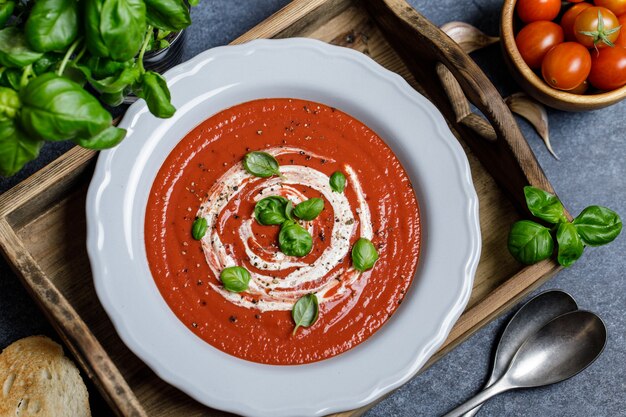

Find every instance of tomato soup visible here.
[145,98,421,364]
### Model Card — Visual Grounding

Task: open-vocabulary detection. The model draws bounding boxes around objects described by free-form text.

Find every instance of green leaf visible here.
[243,151,281,178]
[74,126,126,150]
[291,293,318,335]
[0,87,20,118]
[329,171,346,193]
[556,222,584,267]
[0,117,43,176]
[100,90,125,107]
[134,71,175,118]
[191,217,208,240]
[279,220,313,257]
[507,220,554,265]
[254,196,288,226]
[145,0,191,32]
[84,56,133,79]
[0,68,20,90]
[24,0,78,52]
[82,65,141,94]
[84,0,146,61]
[32,54,61,76]
[573,206,622,246]
[524,186,566,224]
[294,198,324,221]
[351,237,379,272]
[285,200,294,221]
[220,266,251,293]
[0,1,15,28]
[20,73,112,141]
[0,27,44,68]
[188,0,199,6]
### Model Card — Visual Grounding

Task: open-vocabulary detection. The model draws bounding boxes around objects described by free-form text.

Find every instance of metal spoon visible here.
[461,290,578,417]
[443,310,607,417]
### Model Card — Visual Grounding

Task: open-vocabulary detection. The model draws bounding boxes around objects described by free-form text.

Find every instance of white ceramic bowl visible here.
[86,38,481,417]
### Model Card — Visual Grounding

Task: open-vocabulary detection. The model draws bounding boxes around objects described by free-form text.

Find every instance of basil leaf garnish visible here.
[507,220,554,265]
[573,205,622,246]
[279,220,313,257]
[220,266,251,293]
[293,198,324,221]
[285,200,294,221]
[191,217,208,240]
[254,196,288,226]
[556,222,584,267]
[243,151,282,178]
[351,238,379,272]
[292,293,318,335]
[329,171,346,193]
[523,186,567,224]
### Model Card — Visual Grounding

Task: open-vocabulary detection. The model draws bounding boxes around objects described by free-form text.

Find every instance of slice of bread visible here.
[0,335,91,417]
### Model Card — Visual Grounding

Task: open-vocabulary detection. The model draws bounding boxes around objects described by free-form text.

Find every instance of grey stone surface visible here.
[0,1,624,416]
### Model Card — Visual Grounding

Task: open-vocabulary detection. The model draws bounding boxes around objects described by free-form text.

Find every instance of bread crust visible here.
[0,335,91,417]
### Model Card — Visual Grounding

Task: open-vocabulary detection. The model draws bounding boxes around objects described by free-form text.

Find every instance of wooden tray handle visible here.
[364,0,557,213]
[435,62,497,142]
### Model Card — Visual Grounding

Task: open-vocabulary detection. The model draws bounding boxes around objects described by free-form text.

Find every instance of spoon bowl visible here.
[505,310,607,388]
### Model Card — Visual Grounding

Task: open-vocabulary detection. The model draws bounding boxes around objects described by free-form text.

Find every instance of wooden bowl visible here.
[501,0,626,111]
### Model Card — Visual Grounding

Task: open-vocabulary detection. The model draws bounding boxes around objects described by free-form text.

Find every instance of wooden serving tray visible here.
[0,0,564,416]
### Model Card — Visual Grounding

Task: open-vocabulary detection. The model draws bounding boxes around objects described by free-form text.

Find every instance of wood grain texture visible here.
[501,0,626,111]
[0,217,148,417]
[0,0,565,416]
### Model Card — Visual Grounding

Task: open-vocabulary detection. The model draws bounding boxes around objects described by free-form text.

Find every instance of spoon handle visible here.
[442,380,511,417]
[459,403,482,417]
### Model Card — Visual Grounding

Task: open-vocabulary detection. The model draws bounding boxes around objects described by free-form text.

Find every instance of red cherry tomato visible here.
[614,13,626,46]
[594,0,626,16]
[569,79,590,94]
[588,46,626,89]
[561,2,593,40]
[516,21,565,68]
[542,42,592,90]
[574,6,621,48]
[517,0,562,23]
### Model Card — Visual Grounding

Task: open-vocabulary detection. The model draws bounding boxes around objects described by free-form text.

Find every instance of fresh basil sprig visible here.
[243,151,282,178]
[351,238,379,272]
[279,220,313,257]
[329,171,346,193]
[254,196,289,226]
[293,198,324,221]
[220,266,251,293]
[508,186,621,267]
[292,293,318,335]
[191,217,208,240]
[0,0,197,177]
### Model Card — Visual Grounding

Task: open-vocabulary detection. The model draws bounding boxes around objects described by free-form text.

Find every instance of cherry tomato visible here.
[594,0,626,16]
[516,21,565,68]
[574,6,621,48]
[588,45,626,89]
[541,42,592,90]
[614,13,626,46]
[517,0,561,23]
[569,79,590,94]
[561,2,593,40]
